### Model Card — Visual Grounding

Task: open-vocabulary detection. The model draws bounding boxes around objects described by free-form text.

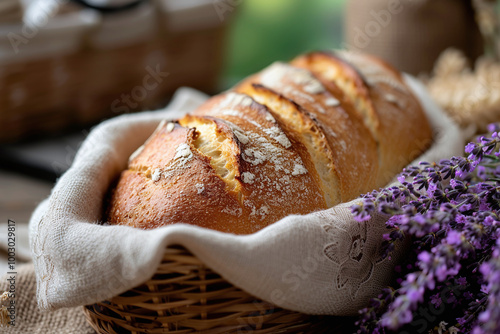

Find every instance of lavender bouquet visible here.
[352,124,500,334]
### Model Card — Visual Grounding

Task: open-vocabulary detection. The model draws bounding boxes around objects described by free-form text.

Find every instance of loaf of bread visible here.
[106,51,433,234]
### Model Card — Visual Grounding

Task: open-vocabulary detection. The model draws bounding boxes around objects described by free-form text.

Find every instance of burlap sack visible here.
[28,78,464,316]
[345,0,484,75]
[0,264,94,333]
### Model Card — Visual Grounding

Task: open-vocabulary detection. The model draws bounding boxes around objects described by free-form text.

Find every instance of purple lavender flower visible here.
[417,251,432,264]
[466,142,476,154]
[353,124,500,333]
[487,124,500,133]
[430,293,442,307]
[446,230,463,245]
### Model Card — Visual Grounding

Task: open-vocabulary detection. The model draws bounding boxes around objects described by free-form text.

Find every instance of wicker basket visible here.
[0,3,227,143]
[82,246,345,334]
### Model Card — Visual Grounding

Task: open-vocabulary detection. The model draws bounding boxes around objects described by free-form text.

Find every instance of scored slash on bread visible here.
[232,83,341,207]
[335,51,433,183]
[108,123,243,231]
[291,51,433,186]
[179,115,243,197]
[108,92,327,233]
[106,51,433,234]
[236,62,379,204]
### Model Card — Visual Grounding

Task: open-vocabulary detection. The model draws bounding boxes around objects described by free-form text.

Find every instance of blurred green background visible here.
[222,0,347,88]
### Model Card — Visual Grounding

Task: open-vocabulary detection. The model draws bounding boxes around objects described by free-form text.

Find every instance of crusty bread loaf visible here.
[106,51,433,234]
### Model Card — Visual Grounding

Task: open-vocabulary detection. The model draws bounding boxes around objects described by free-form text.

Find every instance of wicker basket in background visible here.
[82,246,347,334]
[344,0,484,75]
[0,0,227,143]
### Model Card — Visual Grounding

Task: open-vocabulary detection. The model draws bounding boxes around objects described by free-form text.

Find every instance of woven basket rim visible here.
[82,245,344,333]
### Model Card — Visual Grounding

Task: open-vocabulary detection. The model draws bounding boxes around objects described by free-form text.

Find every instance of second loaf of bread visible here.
[106,51,433,234]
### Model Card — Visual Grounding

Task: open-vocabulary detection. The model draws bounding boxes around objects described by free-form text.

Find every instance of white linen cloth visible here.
[29,77,465,315]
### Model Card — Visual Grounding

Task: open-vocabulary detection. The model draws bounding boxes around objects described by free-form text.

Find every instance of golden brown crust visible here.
[107,94,327,234]
[291,52,381,135]
[107,124,245,232]
[192,92,327,203]
[234,83,342,206]
[336,51,433,183]
[107,52,433,234]
[235,62,379,203]
[291,51,433,186]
